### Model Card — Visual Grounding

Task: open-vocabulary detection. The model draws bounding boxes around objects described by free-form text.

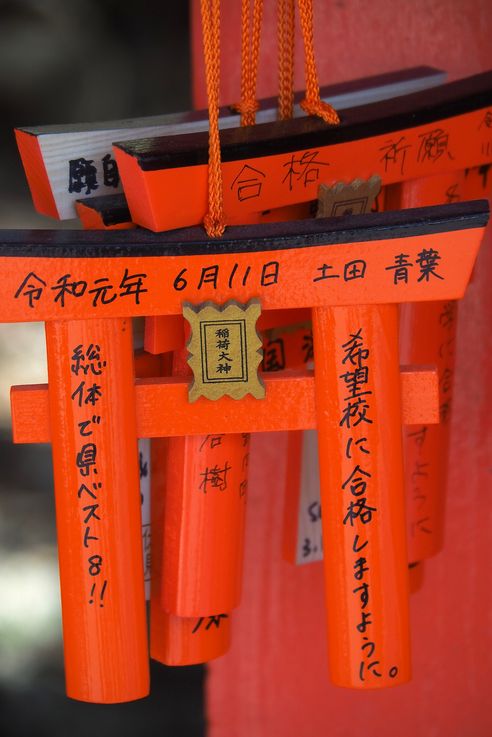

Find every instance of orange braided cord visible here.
[297,0,340,125]
[278,0,295,120]
[233,0,264,126]
[200,0,225,237]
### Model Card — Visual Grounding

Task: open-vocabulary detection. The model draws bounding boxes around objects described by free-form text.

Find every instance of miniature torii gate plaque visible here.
[15,67,445,220]
[112,71,492,232]
[6,201,488,697]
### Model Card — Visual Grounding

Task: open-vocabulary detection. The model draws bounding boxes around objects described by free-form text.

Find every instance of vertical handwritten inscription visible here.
[407,424,431,540]
[397,172,466,565]
[404,300,457,560]
[297,430,323,564]
[338,328,389,683]
[71,342,108,607]
[479,110,492,159]
[45,318,148,701]
[312,304,410,688]
[260,325,324,565]
[198,432,250,501]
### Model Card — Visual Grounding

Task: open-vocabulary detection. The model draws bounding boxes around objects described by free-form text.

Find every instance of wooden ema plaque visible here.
[112,71,492,232]
[118,72,492,424]
[6,201,487,694]
[269,166,492,572]
[283,175,381,567]
[85,173,489,591]
[15,67,445,220]
[19,70,460,624]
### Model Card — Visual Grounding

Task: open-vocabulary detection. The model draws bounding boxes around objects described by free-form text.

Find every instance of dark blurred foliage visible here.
[0,661,204,737]
[0,2,204,735]
[0,0,191,202]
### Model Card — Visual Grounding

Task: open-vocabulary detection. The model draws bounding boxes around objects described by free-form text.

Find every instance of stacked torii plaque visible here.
[5,201,487,698]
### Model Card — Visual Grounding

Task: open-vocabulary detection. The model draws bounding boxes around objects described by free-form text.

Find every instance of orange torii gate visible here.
[4,200,487,700]
[16,66,492,597]
[112,71,492,232]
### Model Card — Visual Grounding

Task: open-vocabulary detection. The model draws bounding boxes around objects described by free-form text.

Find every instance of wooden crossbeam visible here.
[11,366,438,444]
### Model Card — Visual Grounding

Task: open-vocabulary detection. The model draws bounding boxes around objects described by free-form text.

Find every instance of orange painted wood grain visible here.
[0,220,485,323]
[150,438,232,665]
[161,348,250,617]
[312,304,411,688]
[75,188,233,663]
[11,366,439,445]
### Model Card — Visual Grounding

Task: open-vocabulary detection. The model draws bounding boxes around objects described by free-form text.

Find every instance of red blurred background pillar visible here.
[191,2,492,734]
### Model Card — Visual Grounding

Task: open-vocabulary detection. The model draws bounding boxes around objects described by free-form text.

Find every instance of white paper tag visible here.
[296,430,323,564]
[138,437,151,599]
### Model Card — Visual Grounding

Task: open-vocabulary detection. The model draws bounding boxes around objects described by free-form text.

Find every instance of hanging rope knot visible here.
[200,0,339,238]
[231,98,260,125]
[300,97,340,125]
[297,0,340,127]
[203,212,226,238]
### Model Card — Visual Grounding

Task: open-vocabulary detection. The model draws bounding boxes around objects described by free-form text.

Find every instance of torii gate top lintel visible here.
[115,71,492,169]
[0,200,487,324]
[0,199,486,258]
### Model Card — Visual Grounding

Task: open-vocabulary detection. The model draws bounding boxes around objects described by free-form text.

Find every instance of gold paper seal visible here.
[317,175,382,217]
[183,299,265,402]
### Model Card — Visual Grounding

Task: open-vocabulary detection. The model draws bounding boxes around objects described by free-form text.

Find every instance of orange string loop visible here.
[233,0,264,126]
[297,0,340,125]
[200,0,225,237]
[232,98,261,117]
[277,0,295,120]
[199,0,338,238]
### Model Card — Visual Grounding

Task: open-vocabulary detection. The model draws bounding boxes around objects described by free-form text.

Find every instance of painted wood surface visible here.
[44,317,148,703]
[150,438,233,666]
[311,303,411,688]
